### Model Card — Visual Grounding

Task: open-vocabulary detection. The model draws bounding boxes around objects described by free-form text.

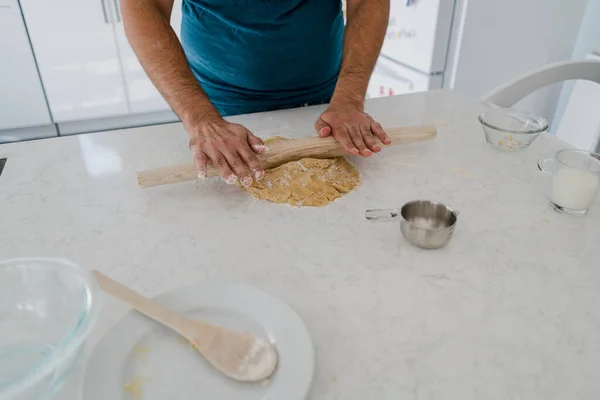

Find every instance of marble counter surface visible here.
[2,90,600,399]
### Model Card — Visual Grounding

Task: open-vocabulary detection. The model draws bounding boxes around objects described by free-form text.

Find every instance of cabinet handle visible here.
[100,0,109,23]
[113,0,121,22]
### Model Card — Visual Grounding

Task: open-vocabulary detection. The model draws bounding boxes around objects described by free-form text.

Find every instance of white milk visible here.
[551,167,600,210]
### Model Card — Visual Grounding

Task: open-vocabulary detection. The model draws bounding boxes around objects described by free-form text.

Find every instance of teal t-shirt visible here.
[181,0,344,116]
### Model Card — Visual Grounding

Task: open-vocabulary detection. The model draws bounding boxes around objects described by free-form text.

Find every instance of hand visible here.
[315,104,391,157]
[187,116,267,186]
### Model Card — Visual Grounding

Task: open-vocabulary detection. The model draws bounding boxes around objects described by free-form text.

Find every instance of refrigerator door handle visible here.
[113,0,121,22]
[395,74,415,91]
[395,75,414,89]
[100,0,109,23]
[377,59,416,90]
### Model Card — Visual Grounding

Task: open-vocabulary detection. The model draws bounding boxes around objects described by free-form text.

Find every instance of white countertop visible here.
[2,90,600,399]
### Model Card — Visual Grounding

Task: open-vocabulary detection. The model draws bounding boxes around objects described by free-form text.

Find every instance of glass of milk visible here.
[538,149,600,215]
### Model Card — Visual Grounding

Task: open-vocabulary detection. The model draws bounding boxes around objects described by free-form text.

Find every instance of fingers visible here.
[211,139,264,186]
[242,129,265,181]
[194,151,208,179]
[371,120,391,145]
[318,108,389,158]
[205,148,237,184]
[315,117,332,138]
[332,126,360,156]
[190,119,268,185]
[223,150,254,187]
[238,147,265,181]
[347,125,372,157]
[214,137,262,186]
[361,124,381,153]
[246,130,268,154]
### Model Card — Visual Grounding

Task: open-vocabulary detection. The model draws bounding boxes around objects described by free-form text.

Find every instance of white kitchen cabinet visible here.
[19,0,128,122]
[111,0,165,114]
[0,0,53,132]
[110,0,182,115]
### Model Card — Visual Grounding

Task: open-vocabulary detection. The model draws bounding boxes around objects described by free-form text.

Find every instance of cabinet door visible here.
[111,0,183,114]
[0,0,53,131]
[19,0,128,122]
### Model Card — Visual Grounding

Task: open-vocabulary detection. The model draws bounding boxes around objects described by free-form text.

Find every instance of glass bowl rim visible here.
[0,257,101,398]
[478,109,549,135]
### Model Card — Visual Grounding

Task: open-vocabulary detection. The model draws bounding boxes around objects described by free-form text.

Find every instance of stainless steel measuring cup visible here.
[366,200,458,249]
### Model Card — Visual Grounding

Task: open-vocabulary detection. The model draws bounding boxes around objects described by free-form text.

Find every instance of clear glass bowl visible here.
[0,258,101,400]
[479,109,548,151]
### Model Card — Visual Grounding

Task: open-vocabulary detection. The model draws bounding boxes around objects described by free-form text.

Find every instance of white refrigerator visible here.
[366,0,591,123]
[366,0,455,99]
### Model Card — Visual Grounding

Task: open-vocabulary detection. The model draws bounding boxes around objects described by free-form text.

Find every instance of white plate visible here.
[83,283,314,400]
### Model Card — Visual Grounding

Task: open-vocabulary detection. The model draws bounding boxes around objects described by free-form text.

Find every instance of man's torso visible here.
[181,0,344,116]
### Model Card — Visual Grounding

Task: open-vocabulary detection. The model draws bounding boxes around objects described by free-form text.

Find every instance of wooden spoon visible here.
[137,124,437,188]
[92,271,278,382]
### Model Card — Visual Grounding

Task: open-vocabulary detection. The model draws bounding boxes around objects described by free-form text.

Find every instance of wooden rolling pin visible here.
[137,124,437,188]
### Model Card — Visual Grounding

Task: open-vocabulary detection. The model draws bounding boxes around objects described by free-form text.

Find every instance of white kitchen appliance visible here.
[366,0,589,120]
[366,0,455,99]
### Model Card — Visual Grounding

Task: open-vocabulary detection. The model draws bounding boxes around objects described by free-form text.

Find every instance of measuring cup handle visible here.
[537,157,554,175]
[365,209,401,221]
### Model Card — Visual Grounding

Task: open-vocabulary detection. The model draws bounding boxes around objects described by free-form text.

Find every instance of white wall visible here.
[445,0,588,124]
[552,0,600,132]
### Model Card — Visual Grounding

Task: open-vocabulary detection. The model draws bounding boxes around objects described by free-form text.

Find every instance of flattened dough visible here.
[242,137,360,207]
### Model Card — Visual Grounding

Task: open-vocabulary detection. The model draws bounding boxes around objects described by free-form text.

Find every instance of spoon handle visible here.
[92,270,188,334]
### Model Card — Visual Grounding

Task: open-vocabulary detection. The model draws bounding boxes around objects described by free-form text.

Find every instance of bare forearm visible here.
[331,0,389,108]
[120,0,219,125]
